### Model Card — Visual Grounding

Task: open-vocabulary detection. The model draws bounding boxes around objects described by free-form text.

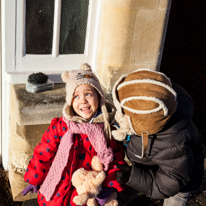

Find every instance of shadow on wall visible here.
[160,0,206,143]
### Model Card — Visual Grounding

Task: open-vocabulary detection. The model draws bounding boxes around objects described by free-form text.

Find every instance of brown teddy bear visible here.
[71,156,118,206]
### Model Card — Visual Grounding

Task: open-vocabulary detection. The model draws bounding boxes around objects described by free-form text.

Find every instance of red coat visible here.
[24,117,125,206]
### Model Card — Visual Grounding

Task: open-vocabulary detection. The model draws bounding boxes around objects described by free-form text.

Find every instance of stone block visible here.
[103,0,159,11]
[147,63,160,71]
[8,114,40,201]
[108,64,150,86]
[159,0,172,11]
[8,125,47,201]
[131,10,167,65]
[11,84,66,125]
[9,84,65,201]
[96,63,115,90]
[97,62,148,90]
[103,0,138,10]
[16,124,49,142]
[9,132,33,167]
[98,5,136,66]
[135,0,159,10]
[8,163,37,201]
[9,124,49,174]
[97,3,171,92]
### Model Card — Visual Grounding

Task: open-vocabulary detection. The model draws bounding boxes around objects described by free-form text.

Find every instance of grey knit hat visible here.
[62,63,111,139]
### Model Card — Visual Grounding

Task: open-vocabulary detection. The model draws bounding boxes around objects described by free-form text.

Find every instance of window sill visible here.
[5,72,63,84]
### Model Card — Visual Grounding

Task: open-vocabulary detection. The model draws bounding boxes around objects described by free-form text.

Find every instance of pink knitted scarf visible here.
[39,117,113,201]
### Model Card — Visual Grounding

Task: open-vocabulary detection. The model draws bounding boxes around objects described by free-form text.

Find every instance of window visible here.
[2,0,101,74]
[1,0,102,170]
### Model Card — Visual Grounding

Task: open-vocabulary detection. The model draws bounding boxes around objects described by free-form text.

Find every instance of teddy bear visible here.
[71,156,118,206]
[112,111,134,141]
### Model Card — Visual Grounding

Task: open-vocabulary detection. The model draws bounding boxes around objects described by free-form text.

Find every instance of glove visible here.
[21,184,39,196]
[115,164,132,184]
[95,187,114,206]
[117,185,138,206]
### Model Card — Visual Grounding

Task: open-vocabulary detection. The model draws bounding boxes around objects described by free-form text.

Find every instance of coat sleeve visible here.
[102,139,126,192]
[24,117,67,186]
[126,145,194,199]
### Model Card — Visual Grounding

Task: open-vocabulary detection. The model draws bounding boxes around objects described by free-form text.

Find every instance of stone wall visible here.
[9,84,65,201]
[96,0,172,92]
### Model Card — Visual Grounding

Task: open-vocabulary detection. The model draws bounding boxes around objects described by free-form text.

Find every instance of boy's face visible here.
[72,84,99,121]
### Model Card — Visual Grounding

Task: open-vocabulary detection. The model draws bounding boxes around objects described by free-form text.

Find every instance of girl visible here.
[22,63,125,206]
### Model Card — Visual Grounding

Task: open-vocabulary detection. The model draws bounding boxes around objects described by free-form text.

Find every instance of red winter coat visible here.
[24,117,125,206]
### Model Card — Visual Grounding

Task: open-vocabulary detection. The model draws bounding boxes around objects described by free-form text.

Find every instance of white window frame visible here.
[3,0,101,80]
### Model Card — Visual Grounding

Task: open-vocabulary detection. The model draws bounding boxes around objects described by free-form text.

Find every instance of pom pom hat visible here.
[112,69,177,157]
[62,63,111,139]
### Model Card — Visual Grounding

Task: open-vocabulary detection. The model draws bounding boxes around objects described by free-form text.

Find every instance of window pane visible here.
[26,0,54,54]
[59,0,89,54]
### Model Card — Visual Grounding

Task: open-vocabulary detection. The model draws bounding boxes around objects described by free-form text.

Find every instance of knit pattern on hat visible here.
[62,63,105,106]
[39,117,113,201]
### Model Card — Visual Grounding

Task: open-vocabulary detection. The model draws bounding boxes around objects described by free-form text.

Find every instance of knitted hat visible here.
[112,69,177,157]
[62,63,111,139]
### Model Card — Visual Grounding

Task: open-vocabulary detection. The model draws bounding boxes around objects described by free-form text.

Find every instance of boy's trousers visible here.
[163,192,190,206]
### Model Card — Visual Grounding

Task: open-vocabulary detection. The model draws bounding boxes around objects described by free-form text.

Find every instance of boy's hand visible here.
[115,164,131,184]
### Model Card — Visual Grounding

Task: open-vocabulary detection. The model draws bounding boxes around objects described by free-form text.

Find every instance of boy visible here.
[112,69,204,206]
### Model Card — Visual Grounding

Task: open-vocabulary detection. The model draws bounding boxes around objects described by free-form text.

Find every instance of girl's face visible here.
[72,84,99,121]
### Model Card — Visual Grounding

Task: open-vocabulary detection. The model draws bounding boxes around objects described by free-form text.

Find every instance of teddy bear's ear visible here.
[61,71,70,83]
[80,63,92,71]
[91,156,103,172]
